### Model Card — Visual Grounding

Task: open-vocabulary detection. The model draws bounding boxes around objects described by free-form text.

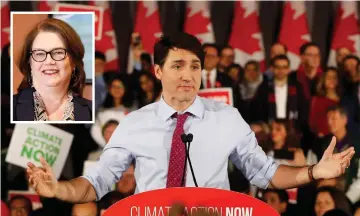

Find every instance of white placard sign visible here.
[6,124,74,179]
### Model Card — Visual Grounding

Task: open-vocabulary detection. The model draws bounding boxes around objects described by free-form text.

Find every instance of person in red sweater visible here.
[309,67,342,137]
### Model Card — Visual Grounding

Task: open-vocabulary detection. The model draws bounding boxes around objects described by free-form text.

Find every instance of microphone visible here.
[181,133,198,187]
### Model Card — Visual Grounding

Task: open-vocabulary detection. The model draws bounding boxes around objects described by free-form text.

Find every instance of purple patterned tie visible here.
[166,112,190,188]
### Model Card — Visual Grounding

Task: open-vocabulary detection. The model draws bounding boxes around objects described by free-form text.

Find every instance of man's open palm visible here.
[27,157,58,198]
[314,136,355,179]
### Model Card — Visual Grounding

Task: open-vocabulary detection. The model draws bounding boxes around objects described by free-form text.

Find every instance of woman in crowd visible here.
[13,18,92,121]
[136,71,162,108]
[313,186,352,216]
[90,75,134,147]
[234,60,267,124]
[309,67,342,137]
[226,63,242,86]
[267,119,305,167]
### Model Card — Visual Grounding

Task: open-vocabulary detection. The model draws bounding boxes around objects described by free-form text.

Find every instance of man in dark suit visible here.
[252,55,309,130]
[201,43,232,89]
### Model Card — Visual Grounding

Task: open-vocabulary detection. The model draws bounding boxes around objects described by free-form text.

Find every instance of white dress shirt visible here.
[201,68,217,88]
[275,84,288,119]
[82,96,279,200]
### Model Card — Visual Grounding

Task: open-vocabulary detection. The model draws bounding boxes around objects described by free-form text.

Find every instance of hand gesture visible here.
[314,136,355,180]
[27,157,58,198]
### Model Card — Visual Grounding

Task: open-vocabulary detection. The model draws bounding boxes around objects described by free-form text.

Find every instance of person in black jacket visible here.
[200,43,232,89]
[13,18,92,121]
[252,55,309,131]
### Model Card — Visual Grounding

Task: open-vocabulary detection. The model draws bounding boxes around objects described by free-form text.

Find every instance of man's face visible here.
[103,123,118,143]
[204,46,219,71]
[270,44,286,59]
[72,202,97,216]
[95,58,106,75]
[336,47,351,65]
[220,48,234,68]
[263,192,287,214]
[10,199,30,216]
[272,59,290,81]
[301,46,321,69]
[344,58,358,78]
[327,110,347,134]
[244,64,260,82]
[154,48,201,102]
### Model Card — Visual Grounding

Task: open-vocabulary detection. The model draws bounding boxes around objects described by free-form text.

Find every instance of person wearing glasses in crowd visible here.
[13,18,92,121]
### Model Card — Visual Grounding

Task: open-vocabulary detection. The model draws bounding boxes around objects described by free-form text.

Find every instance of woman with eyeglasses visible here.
[13,18,92,121]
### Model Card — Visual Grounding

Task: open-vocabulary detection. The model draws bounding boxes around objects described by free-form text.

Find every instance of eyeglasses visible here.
[30,48,67,62]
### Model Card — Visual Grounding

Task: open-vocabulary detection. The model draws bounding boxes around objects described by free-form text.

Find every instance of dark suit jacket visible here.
[13,88,92,121]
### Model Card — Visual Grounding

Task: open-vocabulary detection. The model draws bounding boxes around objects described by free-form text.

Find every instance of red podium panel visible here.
[104,187,279,216]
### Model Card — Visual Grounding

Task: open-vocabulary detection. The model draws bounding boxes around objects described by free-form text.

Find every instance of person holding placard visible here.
[13,18,92,121]
[27,33,355,204]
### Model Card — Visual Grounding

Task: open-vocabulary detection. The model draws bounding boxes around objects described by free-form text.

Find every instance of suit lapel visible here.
[15,88,35,121]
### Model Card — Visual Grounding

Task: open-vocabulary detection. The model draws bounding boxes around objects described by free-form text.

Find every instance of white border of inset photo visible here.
[10,11,95,124]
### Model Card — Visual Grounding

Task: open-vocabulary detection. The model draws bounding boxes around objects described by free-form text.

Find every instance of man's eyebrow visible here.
[171,59,185,64]
[191,59,201,64]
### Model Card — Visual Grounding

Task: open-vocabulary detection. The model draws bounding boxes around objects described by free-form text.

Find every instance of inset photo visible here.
[11,12,95,123]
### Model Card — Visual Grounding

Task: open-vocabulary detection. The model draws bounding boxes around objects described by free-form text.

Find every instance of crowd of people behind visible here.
[1,37,360,216]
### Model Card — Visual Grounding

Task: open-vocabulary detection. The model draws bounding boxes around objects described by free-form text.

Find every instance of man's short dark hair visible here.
[327,105,348,117]
[299,42,320,55]
[270,54,290,67]
[154,33,204,69]
[9,195,33,214]
[342,54,360,66]
[95,51,106,62]
[244,60,260,71]
[102,119,119,136]
[202,43,220,56]
[140,52,152,65]
[264,189,289,203]
[272,42,288,53]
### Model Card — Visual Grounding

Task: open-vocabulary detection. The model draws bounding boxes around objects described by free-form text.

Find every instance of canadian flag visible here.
[228,1,265,71]
[278,1,311,70]
[128,1,162,73]
[184,1,215,44]
[133,1,162,54]
[89,1,119,71]
[37,0,57,11]
[327,1,360,67]
[1,0,10,49]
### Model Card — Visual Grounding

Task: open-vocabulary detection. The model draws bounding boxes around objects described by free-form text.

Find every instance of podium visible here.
[103,187,279,216]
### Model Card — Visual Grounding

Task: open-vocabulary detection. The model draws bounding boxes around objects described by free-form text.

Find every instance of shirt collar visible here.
[156,95,205,122]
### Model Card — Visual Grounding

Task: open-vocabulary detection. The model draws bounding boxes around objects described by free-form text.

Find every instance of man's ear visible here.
[154,64,162,80]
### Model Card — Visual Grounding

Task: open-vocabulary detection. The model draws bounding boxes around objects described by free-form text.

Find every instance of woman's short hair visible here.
[316,67,342,97]
[17,18,86,96]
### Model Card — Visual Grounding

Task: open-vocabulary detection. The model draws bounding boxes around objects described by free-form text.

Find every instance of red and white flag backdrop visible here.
[1,0,10,50]
[89,1,119,71]
[229,0,265,71]
[128,1,162,73]
[328,1,360,67]
[184,1,215,44]
[278,1,311,71]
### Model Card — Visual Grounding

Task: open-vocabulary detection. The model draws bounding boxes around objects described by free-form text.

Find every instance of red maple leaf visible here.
[331,3,359,52]
[134,1,162,54]
[1,1,10,49]
[229,2,262,55]
[278,2,310,55]
[184,7,211,43]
